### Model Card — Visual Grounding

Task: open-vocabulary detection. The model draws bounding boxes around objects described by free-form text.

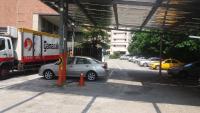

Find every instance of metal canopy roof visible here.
[42,0,200,35]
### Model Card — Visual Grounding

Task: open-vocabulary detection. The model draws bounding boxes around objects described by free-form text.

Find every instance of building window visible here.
[0,39,5,50]
[41,18,58,34]
[113,39,127,42]
[113,45,126,48]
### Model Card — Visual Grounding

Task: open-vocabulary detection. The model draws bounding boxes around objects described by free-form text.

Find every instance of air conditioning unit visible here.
[0,26,17,38]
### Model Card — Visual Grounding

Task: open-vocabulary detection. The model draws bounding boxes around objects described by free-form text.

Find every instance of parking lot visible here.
[0,59,200,113]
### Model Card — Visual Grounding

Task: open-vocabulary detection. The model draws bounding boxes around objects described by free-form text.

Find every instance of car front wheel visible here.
[86,71,97,81]
[43,70,54,80]
[144,63,148,67]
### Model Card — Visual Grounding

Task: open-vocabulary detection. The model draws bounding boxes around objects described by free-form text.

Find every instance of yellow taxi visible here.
[150,59,184,70]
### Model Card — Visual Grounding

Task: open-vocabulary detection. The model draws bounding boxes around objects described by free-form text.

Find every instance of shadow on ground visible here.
[0,70,38,80]
[3,67,200,107]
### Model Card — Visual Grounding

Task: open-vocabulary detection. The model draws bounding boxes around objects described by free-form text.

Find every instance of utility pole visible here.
[159,0,170,76]
[57,0,68,86]
[159,33,163,76]
[71,23,75,56]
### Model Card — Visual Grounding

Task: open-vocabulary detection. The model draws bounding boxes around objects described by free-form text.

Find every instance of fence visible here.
[71,48,102,61]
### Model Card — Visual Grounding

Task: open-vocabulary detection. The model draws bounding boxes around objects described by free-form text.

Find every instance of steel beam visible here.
[74,0,96,25]
[113,3,119,29]
[113,0,154,7]
[140,0,164,31]
[57,0,68,86]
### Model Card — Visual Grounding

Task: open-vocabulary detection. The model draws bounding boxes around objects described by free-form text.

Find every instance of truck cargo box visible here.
[16,28,60,63]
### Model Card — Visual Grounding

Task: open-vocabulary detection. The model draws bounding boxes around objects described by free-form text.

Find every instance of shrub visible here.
[109,52,120,59]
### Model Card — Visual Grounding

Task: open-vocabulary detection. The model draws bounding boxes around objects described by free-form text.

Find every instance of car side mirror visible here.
[55,61,60,65]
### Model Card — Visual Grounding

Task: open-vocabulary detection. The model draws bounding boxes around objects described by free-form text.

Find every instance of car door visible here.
[66,57,75,76]
[171,60,179,68]
[162,60,171,69]
[72,57,92,76]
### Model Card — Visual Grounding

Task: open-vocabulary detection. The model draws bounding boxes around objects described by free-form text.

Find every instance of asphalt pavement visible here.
[0,59,200,113]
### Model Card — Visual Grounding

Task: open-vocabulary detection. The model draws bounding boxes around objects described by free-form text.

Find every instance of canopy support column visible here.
[57,0,69,86]
[159,0,170,76]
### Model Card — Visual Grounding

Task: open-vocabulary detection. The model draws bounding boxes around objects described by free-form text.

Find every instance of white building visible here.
[108,29,132,55]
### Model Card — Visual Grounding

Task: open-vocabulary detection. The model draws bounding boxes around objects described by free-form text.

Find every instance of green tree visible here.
[128,30,200,63]
[77,27,110,49]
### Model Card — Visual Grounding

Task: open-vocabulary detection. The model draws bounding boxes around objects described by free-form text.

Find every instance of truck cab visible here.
[0,36,14,59]
[0,36,14,76]
[0,26,60,77]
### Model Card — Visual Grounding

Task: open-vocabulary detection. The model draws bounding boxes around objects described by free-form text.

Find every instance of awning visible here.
[41,0,200,35]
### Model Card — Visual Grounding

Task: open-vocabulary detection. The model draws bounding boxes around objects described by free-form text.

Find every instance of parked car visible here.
[128,56,135,62]
[120,54,131,60]
[139,57,160,67]
[130,56,139,62]
[134,57,147,64]
[128,56,133,62]
[168,61,200,79]
[150,59,184,70]
[120,55,127,60]
[39,56,109,81]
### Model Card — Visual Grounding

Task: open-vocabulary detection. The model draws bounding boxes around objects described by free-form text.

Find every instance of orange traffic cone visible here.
[79,73,85,86]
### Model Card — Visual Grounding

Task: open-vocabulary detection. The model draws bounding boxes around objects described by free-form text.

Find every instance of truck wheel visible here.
[43,70,54,80]
[0,68,9,78]
[86,71,97,81]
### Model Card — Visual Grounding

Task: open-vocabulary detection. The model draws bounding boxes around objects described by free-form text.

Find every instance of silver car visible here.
[39,56,109,81]
[139,57,160,67]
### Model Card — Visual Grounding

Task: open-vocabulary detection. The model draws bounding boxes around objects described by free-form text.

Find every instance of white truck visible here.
[0,27,60,76]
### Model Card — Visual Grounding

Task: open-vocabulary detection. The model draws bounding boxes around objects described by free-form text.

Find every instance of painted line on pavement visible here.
[115,63,122,70]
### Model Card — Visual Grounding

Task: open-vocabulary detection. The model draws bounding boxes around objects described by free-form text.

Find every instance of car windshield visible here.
[0,38,5,51]
[68,57,75,64]
[93,59,102,64]
[55,57,75,65]
[152,59,159,61]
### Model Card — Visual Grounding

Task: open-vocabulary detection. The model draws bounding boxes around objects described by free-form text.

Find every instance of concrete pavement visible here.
[0,59,200,113]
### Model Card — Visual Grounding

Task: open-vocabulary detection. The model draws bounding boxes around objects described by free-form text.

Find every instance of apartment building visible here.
[0,0,58,33]
[109,29,132,55]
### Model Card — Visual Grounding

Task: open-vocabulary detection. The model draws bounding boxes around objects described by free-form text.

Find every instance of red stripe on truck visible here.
[0,57,14,62]
[22,55,59,63]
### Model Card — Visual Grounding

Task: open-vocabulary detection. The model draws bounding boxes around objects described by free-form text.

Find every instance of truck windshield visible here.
[0,38,5,51]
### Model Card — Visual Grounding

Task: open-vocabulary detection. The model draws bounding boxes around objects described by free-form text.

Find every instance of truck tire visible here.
[0,68,9,78]
[43,70,54,80]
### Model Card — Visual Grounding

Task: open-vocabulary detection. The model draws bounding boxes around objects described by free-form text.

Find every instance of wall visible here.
[109,30,132,54]
[0,0,57,29]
